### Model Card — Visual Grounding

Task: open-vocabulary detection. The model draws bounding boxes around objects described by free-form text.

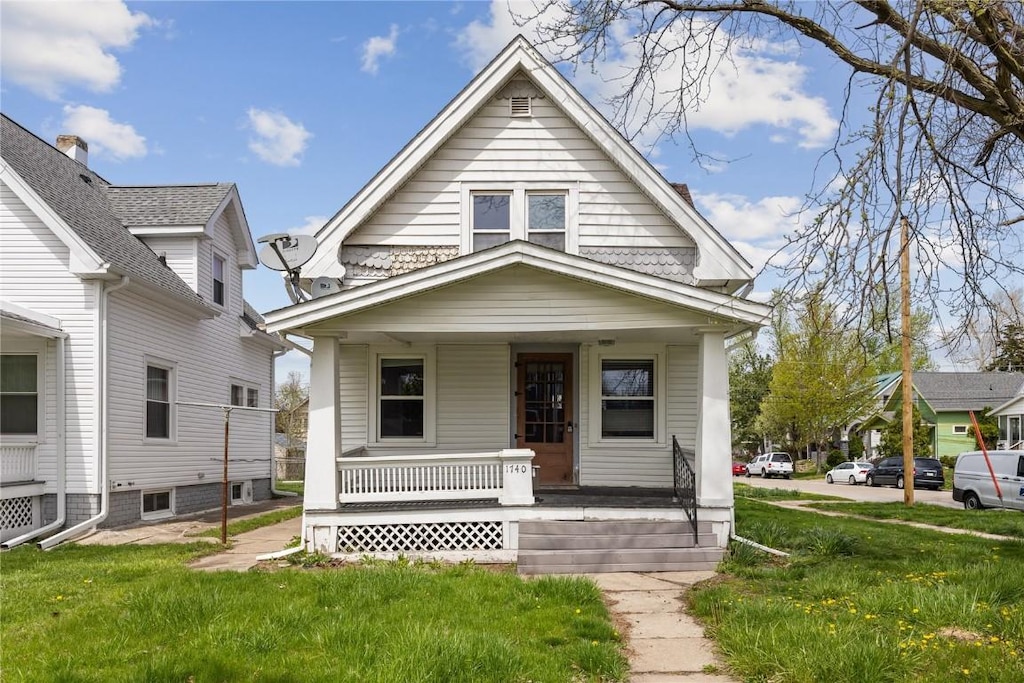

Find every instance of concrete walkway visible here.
[588,572,737,682]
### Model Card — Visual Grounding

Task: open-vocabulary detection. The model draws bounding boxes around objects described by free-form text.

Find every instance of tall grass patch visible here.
[691,498,1024,682]
[2,545,626,682]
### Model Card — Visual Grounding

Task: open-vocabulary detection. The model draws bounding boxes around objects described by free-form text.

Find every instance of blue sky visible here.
[1,1,864,383]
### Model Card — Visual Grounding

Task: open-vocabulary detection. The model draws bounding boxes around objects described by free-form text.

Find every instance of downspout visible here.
[40,275,129,549]
[729,507,789,557]
[270,346,297,498]
[2,332,68,548]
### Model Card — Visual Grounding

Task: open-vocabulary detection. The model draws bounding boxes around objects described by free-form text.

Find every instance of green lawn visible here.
[807,501,1024,539]
[275,480,304,496]
[1,545,626,682]
[734,482,846,501]
[692,497,1024,682]
[189,504,303,539]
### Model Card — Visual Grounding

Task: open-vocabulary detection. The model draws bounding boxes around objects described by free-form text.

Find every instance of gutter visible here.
[39,276,130,549]
[729,507,789,557]
[2,332,68,548]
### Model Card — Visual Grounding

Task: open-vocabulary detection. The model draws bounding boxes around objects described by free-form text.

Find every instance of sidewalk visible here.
[588,572,738,683]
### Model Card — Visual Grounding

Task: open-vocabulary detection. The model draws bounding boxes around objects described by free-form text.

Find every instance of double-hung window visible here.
[146,365,172,439]
[0,354,38,436]
[378,358,424,439]
[600,359,655,439]
[465,185,574,254]
[230,384,245,407]
[212,254,226,306]
[230,383,259,408]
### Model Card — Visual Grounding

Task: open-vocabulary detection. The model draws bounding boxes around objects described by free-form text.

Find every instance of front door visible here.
[516,353,574,485]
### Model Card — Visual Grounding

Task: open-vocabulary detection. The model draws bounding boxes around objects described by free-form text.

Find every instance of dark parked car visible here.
[866,456,945,490]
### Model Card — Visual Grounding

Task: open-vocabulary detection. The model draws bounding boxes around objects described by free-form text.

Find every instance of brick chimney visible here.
[56,135,88,166]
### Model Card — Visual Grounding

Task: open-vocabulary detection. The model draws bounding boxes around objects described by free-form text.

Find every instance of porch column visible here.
[695,327,733,509]
[305,335,341,511]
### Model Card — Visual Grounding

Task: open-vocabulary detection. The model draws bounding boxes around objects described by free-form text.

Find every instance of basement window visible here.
[510,96,532,117]
[141,489,173,520]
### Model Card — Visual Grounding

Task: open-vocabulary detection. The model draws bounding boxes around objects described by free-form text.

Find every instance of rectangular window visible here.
[600,359,654,439]
[952,425,968,435]
[230,384,245,407]
[0,354,38,435]
[527,193,566,251]
[142,490,172,519]
[212,254,226,306]
[230,482,244,503]
[146,366,171,439]
[246,388,258,408]
[472,193,511,252]
[379,358,424,438]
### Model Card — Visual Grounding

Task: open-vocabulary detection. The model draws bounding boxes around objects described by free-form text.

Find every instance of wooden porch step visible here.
[516,519,724,574]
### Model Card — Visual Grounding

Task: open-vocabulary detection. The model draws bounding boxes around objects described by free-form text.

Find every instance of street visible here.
[738,473,963,509]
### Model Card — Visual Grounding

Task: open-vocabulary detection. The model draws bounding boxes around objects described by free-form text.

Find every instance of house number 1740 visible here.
[504,464,529,474]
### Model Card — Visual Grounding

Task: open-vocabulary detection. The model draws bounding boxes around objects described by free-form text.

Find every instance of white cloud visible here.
[455,2,837,150]
[246,109,311,167]
[289,215,329,236]
[698,193,807,242]
[0,1,153,99]
[361,24,399,75]
[61,105,146,160]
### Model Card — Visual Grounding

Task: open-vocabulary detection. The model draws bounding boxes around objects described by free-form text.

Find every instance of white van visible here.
[952,450,1024,511]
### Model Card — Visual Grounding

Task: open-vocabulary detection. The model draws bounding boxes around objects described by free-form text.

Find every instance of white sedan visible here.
[825,461,874,485]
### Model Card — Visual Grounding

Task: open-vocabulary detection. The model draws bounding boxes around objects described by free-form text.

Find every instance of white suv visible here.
[746,452,794,479]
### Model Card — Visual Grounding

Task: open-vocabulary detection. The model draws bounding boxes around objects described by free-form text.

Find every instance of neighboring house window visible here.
[142,490,173,519]
[212,254,226,306]
[379,358,424,438]
[952,425,967,435]
[463,184,577,254]
[230,383,259,408]
[146,365,172,439]
[600,359,655,439]
[0,354,38,436]
[472,193,512,251]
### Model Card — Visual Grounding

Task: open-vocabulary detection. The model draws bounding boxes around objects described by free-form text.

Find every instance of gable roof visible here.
[0,114,211,309]
[881,371,1024,413]
[304,36,753,290]
[266,240,770,336]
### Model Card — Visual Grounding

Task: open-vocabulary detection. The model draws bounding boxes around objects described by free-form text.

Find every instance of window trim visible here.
[460,182,579,255]
[141,488,174,520]
[587,347,666,447]
[0,348,44,442]
[229,380,260,408]
[367,347,436,447]
[143,358,176,443]
[952,424,968,435]
[212,252,227,307]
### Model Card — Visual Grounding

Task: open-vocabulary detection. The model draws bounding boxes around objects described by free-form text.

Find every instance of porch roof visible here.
[265,241,770,341]
[0,302,66,339]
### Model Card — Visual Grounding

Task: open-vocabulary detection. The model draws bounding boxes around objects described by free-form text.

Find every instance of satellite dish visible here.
[257,234,317,272]
[311,277,342,299]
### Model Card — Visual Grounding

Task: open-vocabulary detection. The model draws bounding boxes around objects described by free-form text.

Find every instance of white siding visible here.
[578,343,698,487]
[312,266,709,335]
[436,344,509,448]
[347,93,694,250]
[138,236,198,291]
[1,183,98,493]
[339,345,368,451]
[104,215,274,491]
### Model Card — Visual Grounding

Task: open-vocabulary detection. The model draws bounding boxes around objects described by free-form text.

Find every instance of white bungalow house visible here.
[264,37,770,572]
[0,114,289,547]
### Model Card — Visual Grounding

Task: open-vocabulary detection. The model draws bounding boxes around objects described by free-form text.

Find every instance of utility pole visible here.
[900,216,914,507]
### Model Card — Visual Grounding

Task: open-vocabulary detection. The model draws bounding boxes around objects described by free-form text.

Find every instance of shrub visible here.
[940,455,958,469]
[826,449,846,468]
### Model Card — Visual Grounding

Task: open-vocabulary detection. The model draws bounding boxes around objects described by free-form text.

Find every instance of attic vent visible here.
[510,96,532,117]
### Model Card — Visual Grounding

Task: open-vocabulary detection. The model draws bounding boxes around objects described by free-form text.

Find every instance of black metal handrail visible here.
[672,435,698,542]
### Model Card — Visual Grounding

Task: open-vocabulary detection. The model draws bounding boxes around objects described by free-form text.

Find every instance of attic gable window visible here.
[466,185,574,254]
[509,96,532,117]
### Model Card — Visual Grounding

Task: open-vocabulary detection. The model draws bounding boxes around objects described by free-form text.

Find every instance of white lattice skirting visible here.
[337,520,504,553]
[1,496,36,539]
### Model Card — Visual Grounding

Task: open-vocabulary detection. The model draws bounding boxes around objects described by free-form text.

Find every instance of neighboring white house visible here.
[991,388,1024,450]
[0,114,288,546]
[263,37,771,573]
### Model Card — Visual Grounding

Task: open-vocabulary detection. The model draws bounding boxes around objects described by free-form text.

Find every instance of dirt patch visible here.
[937,626,983,642]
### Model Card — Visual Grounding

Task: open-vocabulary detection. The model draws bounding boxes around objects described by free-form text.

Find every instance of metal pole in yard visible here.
[221,406,231,545]
[900,216,914,507]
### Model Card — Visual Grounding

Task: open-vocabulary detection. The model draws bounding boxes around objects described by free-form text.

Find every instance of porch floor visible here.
[336,487,679,512]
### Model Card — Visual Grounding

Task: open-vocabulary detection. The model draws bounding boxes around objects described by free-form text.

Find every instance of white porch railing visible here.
[0,444,36,483]
[338,448,535,506]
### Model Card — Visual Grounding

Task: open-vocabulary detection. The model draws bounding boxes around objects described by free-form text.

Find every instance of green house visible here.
[865,372,1024,459]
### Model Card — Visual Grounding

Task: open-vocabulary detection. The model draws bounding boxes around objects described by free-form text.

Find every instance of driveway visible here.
[738,474,962,509]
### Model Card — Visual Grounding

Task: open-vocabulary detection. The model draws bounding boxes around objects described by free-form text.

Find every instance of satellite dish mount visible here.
[257,233,319,304]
